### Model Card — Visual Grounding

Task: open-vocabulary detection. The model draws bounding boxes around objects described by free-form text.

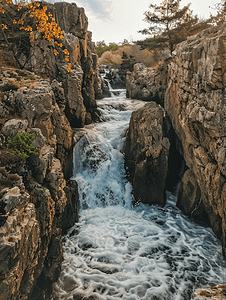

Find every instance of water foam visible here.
[53,96,226,300]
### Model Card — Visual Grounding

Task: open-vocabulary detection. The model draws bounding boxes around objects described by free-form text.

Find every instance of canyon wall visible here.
[0,2,101,299]
[165,23,226,256]
[126,23,226,257]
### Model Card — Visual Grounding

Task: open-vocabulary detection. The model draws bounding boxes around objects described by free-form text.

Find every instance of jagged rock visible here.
[1,119,28,138]
[125,101,170,206]
[165,23,226,255]
[28,145,55,184]
[62,180,79,234]
[0,188,40,300]
[192,285,226,299]
[101,79,111,98]
[64,64,86,127]
[49,2,88,39]
[31,128,47,151]
[126,63,168,106]
[51,79,66,112]
[94,73,103,99]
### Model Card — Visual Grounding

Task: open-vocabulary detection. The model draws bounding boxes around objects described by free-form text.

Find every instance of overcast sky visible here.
[67,0,219,44]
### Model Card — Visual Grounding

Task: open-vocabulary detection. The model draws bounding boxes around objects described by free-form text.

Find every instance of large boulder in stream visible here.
[125,101,170,206]
[165,23,226,255]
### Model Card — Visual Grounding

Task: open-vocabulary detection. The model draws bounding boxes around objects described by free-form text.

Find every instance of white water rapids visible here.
[53,91,226,300]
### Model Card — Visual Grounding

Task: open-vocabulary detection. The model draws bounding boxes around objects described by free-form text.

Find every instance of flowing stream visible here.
[53,90,226,300]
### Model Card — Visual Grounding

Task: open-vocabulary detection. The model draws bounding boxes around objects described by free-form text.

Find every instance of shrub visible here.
[7,132,39,161]
[2,83,19,92]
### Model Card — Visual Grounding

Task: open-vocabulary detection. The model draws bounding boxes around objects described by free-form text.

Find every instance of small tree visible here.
[7,132,39,161]
[138,0,198,54]
[0,0,71,72]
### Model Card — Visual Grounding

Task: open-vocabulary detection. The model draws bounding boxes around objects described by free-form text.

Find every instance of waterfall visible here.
[53,92,226,300]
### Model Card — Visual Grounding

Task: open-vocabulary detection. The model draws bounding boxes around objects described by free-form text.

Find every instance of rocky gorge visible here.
[1,1,226,299]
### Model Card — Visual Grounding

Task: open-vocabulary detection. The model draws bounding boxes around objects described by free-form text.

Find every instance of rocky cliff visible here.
[125,23,226,258]
[126,62,168,107]
[0,2,101,299]
[16,2,102,127]
[165,23,226,256]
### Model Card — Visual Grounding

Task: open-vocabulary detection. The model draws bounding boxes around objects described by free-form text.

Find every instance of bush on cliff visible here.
[7,132,39,161]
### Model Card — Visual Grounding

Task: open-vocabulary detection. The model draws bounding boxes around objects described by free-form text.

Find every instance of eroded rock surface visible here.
[126,63,168,106]
[125,101,170,206]
[0,69,78,300]
[165,23,226,255]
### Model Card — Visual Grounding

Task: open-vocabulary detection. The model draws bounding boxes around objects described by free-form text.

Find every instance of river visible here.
[53,89,226,300]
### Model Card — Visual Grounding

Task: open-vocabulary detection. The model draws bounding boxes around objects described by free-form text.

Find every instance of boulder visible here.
[165,23,226,255]
[125,101,170,206]
[1,119,28,139]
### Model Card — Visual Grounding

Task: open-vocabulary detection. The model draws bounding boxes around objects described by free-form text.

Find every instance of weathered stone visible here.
[31,128,47,151]
[192,285,226,299]
[0,188,40,300]
[1,119,28,139]
[165,23,226,255]
[28,145,55,184]
[126,63,168,106]
[49,2,88,39]
[125,102,170,206]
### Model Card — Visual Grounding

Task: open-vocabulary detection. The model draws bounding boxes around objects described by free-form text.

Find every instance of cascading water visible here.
[53,92,226,300]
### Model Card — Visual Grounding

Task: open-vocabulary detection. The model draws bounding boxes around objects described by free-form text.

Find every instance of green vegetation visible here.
[96,41,120,57]
[2,83,19,92]
[7,132,39,161]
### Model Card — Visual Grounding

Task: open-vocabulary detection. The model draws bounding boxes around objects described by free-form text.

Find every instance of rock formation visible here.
[165,23,226,256]
[0,68,78,300]
[126,62,168,106]
[125,102,170,206]
[16,2,102,127]
[0,1,101,299]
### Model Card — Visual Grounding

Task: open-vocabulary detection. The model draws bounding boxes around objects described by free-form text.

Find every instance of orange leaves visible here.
[67,63,72,73]
[2,0,71,72]
[17,3,22,11]
[24,26,32,31]
[63,49,69,55]
[30,32,35,42]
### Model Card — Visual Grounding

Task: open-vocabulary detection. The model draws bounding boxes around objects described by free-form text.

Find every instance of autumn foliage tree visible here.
[0,0,71,72]
[137,0,200,54]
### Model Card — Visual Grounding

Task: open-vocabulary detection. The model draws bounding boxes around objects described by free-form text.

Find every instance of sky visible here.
[67,0,219,44]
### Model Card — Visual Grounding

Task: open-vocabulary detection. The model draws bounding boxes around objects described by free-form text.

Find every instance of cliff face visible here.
[126,62,168,107]
[0,69,78,300]
[125,102,170,206]
[125,23,226,256]
[165,23,226,255]
[18,2,101,127]
[0,2,100,299]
